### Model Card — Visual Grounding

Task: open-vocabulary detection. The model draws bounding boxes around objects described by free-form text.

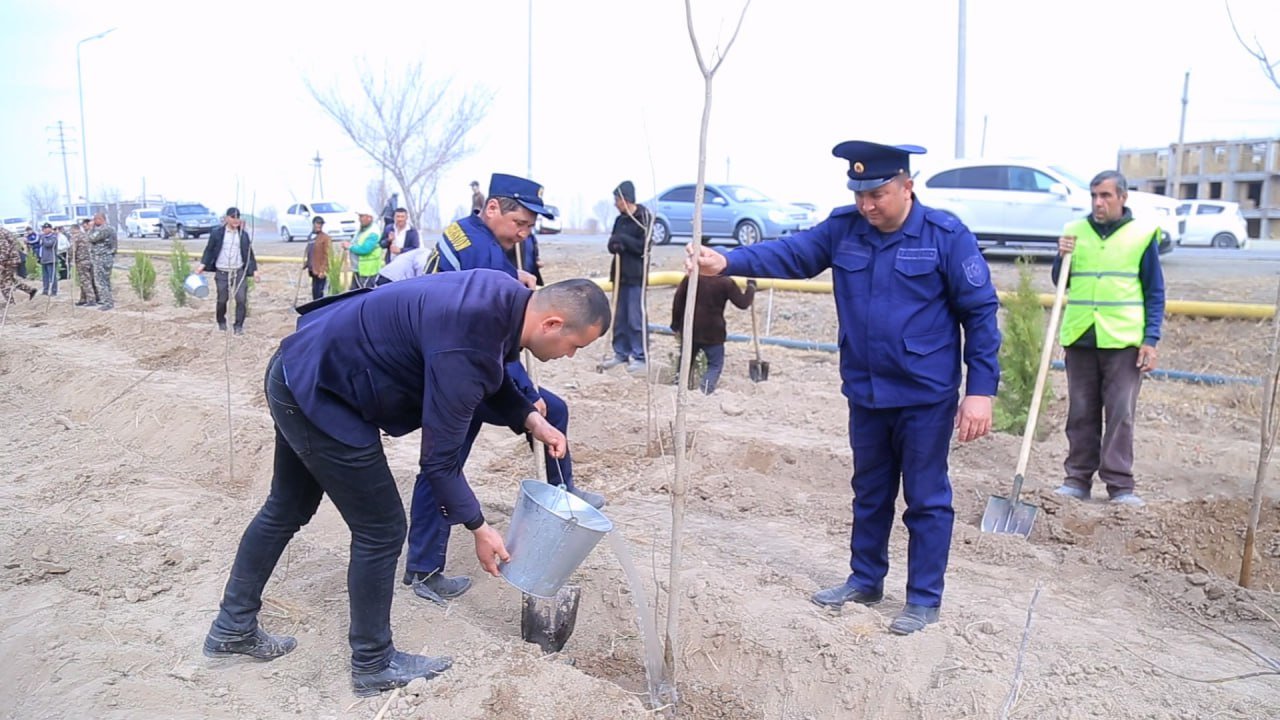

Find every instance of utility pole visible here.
[955,0,967,158]
[310,151,324,197]
[1168,71,1190,200]
[527,0,533,178]
[47,120,77,215]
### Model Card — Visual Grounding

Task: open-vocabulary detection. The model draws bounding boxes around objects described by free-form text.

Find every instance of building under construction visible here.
[1118,137,1280,240]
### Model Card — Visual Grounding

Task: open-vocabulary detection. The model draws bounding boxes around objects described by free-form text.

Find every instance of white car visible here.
[914,159,1177,254]
[280,201,359,242]
[125,207,163,238]
[3,216,29,234]
[535,204,562,235]
[1176,200,1249,249]
[42,213,73,228]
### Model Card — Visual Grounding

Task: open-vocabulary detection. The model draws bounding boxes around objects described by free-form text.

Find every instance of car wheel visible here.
[177,225,189,239]
[281,226,293,242]
[652,218,671,245]
[1212,232,1238,249]
[734,220,762,246]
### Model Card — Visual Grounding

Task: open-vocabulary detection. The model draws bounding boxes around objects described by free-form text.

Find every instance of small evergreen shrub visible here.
[129,251,157,301]
[169,240,192,306]
[994,257,1052,436]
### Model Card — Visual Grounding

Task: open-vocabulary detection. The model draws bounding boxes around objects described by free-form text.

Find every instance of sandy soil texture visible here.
[1,241,1278,719]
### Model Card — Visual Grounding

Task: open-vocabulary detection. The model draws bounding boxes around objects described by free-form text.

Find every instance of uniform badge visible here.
[853,161,865,174]
[962,255,989,287]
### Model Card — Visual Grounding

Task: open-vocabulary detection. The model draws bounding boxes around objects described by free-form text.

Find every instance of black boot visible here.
[202,627,297,661]
[351,650,452,697]
[403,570,472,605]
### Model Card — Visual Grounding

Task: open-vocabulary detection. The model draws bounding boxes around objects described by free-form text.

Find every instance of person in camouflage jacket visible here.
[0,227,39,303]
[71,219,100,306]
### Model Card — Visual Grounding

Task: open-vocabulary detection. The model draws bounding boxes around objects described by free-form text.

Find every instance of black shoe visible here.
[26,288,37,300]
[217,322,228,331]
[202,627,297,661]
[233,326,244,336]
[404,570,472,605]
[75,301,90,306]
[810,583,884,609]
[351,650,452,697]
[889,603,941,635]
[98,304,113,311]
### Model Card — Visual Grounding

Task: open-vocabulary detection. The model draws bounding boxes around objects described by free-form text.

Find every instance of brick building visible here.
[1118,137,1280,240]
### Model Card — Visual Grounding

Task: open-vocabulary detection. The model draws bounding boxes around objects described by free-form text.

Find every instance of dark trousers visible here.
[695,343,725,394]
[209,355,406,671]
[41,263,58,295]
[1063,345,1142,496]
[310,275,327,300]
[16,253,26,278]
[406,387,571,575]
[846,397,957,607]
[611,284,646,361]
[215,268,249,328]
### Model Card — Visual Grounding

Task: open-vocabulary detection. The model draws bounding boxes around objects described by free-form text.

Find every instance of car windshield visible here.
[140,210,160,218]
[177,205,210,215]
[1047,165,1091,190]
[312,202,345,213]
[720,185,771,203]
[3,217,25,224]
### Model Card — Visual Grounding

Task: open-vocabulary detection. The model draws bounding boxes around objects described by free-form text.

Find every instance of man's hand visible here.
[525,412,567,458]
[472,523,509,577]
[684,244,727,276]
[955,395,993,442]
[193,263,205,275]
[533,397,547,416]
[1058,234,1076,255]
[517,269,538,289]
[1137,344,1157,372]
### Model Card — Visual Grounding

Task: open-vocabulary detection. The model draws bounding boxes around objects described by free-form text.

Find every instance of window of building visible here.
[1209,181,1222,199]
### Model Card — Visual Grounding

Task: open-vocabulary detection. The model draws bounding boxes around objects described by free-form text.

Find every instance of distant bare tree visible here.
[24,182,60,221]
[1227,1,1280,90]
[308,61,491,231]
[366,177,392,219]
[592,199,615,232]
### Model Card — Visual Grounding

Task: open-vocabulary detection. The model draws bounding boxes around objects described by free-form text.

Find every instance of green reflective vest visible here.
[1059,217,1154,348]
[349,226,384,277]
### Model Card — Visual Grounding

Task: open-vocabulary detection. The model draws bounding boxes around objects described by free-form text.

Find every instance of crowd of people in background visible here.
[0,213,116,308]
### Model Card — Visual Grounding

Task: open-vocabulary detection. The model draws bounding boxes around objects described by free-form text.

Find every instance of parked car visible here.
[913,160,1178,255]
[789,202,822,230]
[280,201,359,241]
[158,202,219,239]
[125,207,163,238]
[535,204,562,235]
[647,183,811,245]
[1176,200,1249,249]
[3,216,29,234]
[42,213,73,228]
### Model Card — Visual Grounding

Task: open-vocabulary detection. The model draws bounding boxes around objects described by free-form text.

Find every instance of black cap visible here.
[312,215,325,225]
[832,140,926,191]
[613,180,636,204]
[489,173,555,219]
[225,206,241,218]
[41,222,53,229]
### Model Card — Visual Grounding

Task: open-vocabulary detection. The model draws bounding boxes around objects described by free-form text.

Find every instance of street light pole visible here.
[77,27,116,217]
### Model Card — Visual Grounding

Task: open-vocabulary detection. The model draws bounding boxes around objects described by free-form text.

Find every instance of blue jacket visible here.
[723,199,1001,408]
[279,269,536,528]
[427,214,540,402]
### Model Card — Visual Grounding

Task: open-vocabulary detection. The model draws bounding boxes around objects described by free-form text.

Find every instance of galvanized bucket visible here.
[499,480,612,598]
[183,273,208,298]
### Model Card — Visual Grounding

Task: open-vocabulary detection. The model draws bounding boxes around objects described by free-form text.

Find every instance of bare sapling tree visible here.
[661,0,752,697]
[308,61,491,230]
[1240,279,1280,587]
[1227,1,1280,90]
[25,182,61,221]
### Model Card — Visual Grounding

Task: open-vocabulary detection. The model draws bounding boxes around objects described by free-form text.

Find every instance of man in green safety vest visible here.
[1051,170,1165,507]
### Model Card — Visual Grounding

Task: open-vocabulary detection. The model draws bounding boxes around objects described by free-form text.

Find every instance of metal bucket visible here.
[499,480,612,598]
[183,273,208,298]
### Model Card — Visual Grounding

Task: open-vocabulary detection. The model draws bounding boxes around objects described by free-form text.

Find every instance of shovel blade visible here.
[520,585,582,654]
[980,495,1039,537]
[749,360,770,383]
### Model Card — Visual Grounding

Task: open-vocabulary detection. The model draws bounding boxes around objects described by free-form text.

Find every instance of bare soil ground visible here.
[1,242,1278,719]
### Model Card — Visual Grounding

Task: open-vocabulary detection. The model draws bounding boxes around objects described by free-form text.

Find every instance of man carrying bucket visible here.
[202,270,610,696]
[687,141,1001,635]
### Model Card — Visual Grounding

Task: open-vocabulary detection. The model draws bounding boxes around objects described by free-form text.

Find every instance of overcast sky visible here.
[2,0,1278,228]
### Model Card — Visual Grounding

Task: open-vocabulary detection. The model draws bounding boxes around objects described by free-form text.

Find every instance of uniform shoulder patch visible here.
[962,254,989,287]
[443,222,472,251]
[924,208,960,232]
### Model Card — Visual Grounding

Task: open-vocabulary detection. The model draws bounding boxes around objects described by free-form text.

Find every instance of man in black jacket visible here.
[195,207,258,334]
[600,181,652,373]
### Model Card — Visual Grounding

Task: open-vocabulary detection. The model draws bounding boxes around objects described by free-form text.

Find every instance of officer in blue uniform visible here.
[203,270,610,695]
[407,173,605,606]
[687,141,1001,634]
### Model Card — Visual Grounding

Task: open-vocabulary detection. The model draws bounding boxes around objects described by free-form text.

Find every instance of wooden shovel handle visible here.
[1013,252,1072,480]
[749,288,762,362]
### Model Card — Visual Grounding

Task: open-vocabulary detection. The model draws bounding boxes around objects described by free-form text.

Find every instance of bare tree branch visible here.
[1226,0,1280,90]
[24,182,61,221]
[306,61,491,230]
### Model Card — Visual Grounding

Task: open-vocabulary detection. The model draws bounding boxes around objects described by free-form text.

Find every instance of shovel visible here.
[748,286,769,382]
[981,252,1073,537]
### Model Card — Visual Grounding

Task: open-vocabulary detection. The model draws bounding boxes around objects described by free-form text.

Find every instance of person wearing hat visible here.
[348,208,383,289]
[470,181,485,216]
[195,207,258,333]
[599,180,653,373]
[406,173,605,605]
[686,141,1001,635]
[303,215,333,300]
[36,222,61,296]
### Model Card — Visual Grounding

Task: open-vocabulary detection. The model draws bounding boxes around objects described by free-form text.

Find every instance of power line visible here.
[46,120,78,214]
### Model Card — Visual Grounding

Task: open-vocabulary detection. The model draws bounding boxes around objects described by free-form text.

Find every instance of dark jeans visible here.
[310,275,327,300]
[1063,345,1143,496]
[695,343,725,394]
[611,284,646,361]
[215,268,249,328]
[208,355,407,671]
[41,263,58,295]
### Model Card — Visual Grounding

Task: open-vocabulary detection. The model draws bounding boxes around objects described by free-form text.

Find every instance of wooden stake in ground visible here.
[662,0,752,695]
[1240,278,1280,587]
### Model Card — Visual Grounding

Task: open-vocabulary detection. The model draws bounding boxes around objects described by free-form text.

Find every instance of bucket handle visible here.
[552,458,579,526]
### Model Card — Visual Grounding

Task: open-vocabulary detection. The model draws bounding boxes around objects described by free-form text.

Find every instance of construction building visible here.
[1118,137,1280,240]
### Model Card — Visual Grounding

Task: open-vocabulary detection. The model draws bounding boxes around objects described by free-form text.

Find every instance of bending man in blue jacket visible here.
[408,173,605,606]
[202,270,610,697]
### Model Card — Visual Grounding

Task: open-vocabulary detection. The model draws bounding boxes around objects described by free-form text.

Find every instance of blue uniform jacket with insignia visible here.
[279,269,536,528]
[723,199,1000,407]
[427,214,540,402]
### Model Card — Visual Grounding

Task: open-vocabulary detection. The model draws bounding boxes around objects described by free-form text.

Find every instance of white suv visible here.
[1176,200,1249,249]
[914,160,1178,254]
[280,201,359,242]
